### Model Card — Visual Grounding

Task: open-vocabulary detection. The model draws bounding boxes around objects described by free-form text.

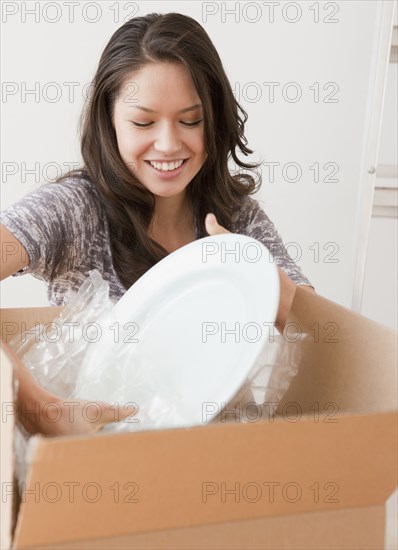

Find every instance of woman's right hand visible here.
[3,342,136,436]
[28,396,137,437]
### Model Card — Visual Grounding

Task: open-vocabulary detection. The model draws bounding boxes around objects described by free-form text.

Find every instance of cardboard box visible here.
[1,287,397,549]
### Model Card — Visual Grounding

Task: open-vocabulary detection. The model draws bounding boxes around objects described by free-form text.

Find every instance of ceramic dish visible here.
[75,234,280,426]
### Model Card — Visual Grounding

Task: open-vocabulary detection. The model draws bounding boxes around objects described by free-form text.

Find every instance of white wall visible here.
[1,1,395,316]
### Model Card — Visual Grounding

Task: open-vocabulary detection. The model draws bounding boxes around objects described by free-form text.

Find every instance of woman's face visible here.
[113,62,207,199]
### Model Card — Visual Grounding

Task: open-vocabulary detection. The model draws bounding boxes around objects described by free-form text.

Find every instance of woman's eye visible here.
[181,120,203,127]
[130,121,153,127]
[130,119,203,128]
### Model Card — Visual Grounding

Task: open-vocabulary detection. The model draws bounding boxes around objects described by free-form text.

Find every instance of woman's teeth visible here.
[148,159,184,171]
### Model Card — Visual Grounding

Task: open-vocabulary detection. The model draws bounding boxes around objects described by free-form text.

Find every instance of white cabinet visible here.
[361,14,398,330]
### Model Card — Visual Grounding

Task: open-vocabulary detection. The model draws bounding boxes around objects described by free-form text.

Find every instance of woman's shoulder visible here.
[25,170,105,219]
[52,170,101,200]
[0,170,106,261]
[230,194,263,230]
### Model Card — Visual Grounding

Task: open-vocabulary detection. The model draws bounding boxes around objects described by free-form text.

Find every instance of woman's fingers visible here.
[92,400,137,432]
[205,213,231,235]
[38,399,137,436]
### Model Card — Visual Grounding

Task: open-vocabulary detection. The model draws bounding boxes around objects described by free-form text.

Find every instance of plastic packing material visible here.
[9,270,306,486]
[212,329,306,425]
[9,270,116,398]
[9,271,118,488]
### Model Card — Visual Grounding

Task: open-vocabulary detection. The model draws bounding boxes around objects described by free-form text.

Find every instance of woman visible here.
[1,13,315,435]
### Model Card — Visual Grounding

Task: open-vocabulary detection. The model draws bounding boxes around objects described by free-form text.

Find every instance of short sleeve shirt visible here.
[1,175,313,305]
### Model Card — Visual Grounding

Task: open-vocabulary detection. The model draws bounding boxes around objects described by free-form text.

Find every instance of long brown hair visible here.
[57,12,261,289]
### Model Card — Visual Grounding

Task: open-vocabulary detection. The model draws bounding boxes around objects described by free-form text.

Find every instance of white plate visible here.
[75,234,280,427]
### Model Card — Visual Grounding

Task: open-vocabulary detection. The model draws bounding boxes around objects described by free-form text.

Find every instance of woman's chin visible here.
[146,182,189,199]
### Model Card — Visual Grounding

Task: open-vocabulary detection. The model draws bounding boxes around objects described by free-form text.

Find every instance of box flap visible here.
[0,306,63,549]
[281,286,398,413]
[13,410,397,549]
[0,347,16,550]
[22,504,387,549]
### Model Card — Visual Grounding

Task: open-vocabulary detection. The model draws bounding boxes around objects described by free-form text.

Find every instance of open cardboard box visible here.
[1,286,397,549]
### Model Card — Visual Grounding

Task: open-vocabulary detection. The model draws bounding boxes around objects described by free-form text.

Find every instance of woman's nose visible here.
[154,122,182,155]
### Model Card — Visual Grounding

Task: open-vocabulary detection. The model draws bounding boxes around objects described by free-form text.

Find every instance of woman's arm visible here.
[0,224,29,280]
[275,268,315,332]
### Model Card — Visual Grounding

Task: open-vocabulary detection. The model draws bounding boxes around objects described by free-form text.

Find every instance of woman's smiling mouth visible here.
[144,158,188,177]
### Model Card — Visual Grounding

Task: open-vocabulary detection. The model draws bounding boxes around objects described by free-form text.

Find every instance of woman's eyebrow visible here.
[128,104,203,113]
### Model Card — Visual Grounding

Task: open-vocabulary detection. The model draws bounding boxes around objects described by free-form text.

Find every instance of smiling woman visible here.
[1,12,313,301]
[0,12,314,434]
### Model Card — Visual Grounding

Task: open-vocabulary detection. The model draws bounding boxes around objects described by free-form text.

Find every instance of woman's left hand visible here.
[204,212,298,332]
[205,213,231,235]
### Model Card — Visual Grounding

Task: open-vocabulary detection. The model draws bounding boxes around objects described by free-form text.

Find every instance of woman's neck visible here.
[150,192,194,235]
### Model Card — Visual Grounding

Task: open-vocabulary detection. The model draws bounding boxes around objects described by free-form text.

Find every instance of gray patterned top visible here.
[1,175,313,305]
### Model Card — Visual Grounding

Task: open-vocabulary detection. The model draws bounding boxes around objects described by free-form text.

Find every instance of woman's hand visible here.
[205,213,298,332]
[205,213,230,235]
[3,342,136,437]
